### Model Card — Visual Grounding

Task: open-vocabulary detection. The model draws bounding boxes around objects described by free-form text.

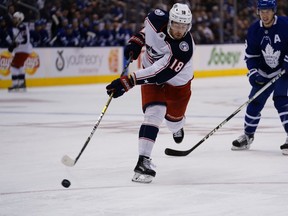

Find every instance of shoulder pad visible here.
[147,9,169,32]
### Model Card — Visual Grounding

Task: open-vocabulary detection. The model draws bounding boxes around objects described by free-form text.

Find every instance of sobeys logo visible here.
[208,47,241,67]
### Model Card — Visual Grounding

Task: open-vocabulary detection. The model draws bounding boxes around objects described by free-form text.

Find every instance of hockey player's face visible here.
[258,9,275,28]
[170,21,189,39]
[12,17,21,26]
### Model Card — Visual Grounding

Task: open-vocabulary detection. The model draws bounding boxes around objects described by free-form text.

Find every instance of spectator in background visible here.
[30,19,49,47]
[113,21,133,46]
[78,17,94,47]
[97,22,114,46]
[57,24,80,47]
[0,16,10,47]
[2,0,288,47]
[71,18,81,45]
[88,20,100,46]
[4,4,16,27]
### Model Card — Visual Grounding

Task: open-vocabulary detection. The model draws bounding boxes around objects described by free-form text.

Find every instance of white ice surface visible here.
[0,76,287,216]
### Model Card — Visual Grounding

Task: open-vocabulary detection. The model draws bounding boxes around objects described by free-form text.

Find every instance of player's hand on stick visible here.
[248,69,270,86]
[8,42,17,53]
[124,33,145,60]
[106,75,135,98]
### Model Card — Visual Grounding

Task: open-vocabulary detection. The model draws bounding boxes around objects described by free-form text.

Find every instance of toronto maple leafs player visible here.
[106,3,195,183]
[232,0,288,155]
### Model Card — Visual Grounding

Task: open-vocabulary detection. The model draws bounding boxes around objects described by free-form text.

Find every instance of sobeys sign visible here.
[192,44,246,71]
[208,47,242,67]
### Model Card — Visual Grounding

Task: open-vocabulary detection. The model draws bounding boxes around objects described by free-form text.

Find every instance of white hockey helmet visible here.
[13,11,25,23]
[168,3,192,38]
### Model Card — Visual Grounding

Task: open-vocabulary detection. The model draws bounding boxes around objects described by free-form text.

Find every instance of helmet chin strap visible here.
[167,25,175,39]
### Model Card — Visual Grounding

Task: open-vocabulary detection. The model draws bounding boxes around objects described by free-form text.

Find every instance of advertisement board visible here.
[0,44,247,88]
[0,47,123,87]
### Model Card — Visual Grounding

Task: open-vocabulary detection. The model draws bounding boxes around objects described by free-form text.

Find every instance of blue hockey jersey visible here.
[245,15,288,78]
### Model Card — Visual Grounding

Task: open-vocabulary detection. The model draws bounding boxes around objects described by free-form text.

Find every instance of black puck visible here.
[61,179,71,188]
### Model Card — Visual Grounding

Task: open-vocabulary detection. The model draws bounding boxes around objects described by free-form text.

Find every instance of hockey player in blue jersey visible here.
[106,3,195,183]
[232,0,288,155]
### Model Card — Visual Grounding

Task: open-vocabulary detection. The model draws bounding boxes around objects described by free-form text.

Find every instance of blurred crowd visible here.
[0,0,288,48]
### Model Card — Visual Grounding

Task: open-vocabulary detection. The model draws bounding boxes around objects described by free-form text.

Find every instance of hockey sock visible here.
[138,124,159,158]
[274,96,288,133]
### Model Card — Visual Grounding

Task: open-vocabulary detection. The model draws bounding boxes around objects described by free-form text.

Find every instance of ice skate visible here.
[18,81,27,92]
[280,137,288,155]
[8,81,26,92]
[132,155,156,183]
[173,128,184,144]
[231,134,254,150]
[8,85,19,92]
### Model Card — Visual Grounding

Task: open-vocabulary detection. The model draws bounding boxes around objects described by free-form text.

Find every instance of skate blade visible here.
[231,144,250,151]
[8,88,27,92]
[132,172,154,183]
[282,149,288,155]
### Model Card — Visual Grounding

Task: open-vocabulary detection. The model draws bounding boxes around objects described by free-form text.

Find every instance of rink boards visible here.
[0,44,247,88]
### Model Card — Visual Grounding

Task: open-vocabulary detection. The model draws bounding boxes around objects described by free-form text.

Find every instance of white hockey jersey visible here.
[8,23,32,54]
[133,9,195,86]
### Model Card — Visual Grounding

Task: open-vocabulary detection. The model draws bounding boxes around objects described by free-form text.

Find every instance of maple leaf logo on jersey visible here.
[261,43,280,69]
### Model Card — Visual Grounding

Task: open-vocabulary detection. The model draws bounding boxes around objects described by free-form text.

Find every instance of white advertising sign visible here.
[0,47,123,80]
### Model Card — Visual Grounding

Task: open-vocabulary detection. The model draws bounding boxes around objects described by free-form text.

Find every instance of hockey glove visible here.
[124,33,145,60]
[248,69,270,86]
[8,42,17,53]
[106,75,135,98]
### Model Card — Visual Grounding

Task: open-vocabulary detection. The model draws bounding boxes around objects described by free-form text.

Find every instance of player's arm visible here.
[124,29,145,60]
[244,27,261,71]
[131,53,187,85]
[245,27,269,86]
[133,37,193,84]
[106,48,192,98]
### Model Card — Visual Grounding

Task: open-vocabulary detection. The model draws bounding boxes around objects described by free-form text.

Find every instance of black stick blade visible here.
[164,148,191,156]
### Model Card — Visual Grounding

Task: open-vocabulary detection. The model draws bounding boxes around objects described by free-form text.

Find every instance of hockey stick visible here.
[165,70,285,157]
[62,56,132,166]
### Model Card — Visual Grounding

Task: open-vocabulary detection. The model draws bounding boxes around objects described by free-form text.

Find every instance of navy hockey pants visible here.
[245,74,288,135]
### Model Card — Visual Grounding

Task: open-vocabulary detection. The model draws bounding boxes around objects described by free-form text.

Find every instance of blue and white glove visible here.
[248,69,270,86]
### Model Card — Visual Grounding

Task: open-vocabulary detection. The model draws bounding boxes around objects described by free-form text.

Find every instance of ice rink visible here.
[1,76,288,216]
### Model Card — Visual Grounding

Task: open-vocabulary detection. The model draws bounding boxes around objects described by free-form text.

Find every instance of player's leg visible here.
[18,66,26,90]
[132,85,166,183]
[273,76,288,155]
[8,53,29,92]
[232,84,273,150]
[165,81,191,144]
[8,66,20,91]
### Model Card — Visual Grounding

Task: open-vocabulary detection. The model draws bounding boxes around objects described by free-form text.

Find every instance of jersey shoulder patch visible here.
[147,9,169,32]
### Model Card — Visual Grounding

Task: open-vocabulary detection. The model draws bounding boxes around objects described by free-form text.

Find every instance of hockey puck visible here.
[61,179,71,188]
